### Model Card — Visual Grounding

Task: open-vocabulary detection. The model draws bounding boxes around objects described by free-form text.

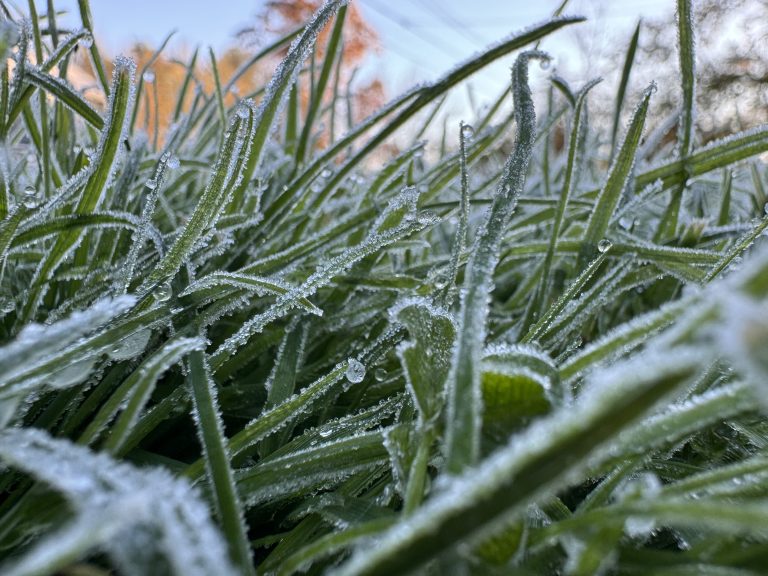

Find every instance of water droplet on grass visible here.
[155,281,172,302]
[146,179,158,190]
[79,35,93,48]
[167,155,180,169]
[374,368,387,382]
[598,239,613,253]
[142,69,155,83]
[22,186,38,208]
[461,123,475,140]
[345,359,366,384]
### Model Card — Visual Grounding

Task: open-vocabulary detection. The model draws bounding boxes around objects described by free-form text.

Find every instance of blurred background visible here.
[22,0,768,155]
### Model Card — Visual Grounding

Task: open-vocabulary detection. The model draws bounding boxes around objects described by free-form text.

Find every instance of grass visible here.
[1,0,768,574]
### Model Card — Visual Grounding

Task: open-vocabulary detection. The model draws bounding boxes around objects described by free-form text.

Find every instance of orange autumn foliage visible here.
[69,2,384,149]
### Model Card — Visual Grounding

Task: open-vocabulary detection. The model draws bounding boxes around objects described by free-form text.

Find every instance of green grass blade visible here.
[445,51,544,474]
[295,4,346,166]
[188,349,255,576]
[337,350,700,575]
[581,83,654,261]
[610,21,641,160]
[21,57,135,322]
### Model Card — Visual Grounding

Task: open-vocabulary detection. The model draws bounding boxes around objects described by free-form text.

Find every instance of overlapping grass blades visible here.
[1,0,768,574]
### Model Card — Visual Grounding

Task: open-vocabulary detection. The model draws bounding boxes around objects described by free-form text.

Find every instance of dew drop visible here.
[22,185,39,208]
[236,105,249,119]
[145,178,158,190]
[167,155,180,169]
[50,358,95,388]
[320,167,333,179]
[108,329,151,361]
[79,35,93,48]
[345,359,366,384]
[597,239,613,253]
[461,123,475,140]
[142,69,155,83]
[374,367,387,382]
[539,58,551,70]
[155,281,172,302]
[319,428,333,438]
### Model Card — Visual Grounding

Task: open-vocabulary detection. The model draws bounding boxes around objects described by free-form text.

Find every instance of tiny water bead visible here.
[154,281,172,302]
[539,57,551,70]
[320,167,333,179]
[598,239,613,253]
[460,123,475,140]
[374,367,387,382]
[145,178,158,190]
[142,69,155,83]
[236,105,250,119]
[167,155,180,169]
[22,186,39,208]
[78,34,93,48]
[345,359,366,384]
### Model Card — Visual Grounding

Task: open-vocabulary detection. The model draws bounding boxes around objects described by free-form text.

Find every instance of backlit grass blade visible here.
[676,0,696,158]
[581,83,653,261]
[295,4,346,166]
[21,68,103,129]
[610,21,641,160]
[445,51,544,474]
[76,0,110,96]
[532,78,600,320]
[264,16,584,229]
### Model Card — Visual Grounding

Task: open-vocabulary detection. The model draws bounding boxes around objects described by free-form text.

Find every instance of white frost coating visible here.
[444,52,546,474]
[336,347,705,576]
[0,295,135,396]
[242,0,345,175]
[0,428,237,576]
[716,291,768,408]
[560,296,693,380]
[212,189,439,364]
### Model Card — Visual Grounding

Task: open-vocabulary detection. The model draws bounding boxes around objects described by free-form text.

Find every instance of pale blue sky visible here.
[28,0,677,129]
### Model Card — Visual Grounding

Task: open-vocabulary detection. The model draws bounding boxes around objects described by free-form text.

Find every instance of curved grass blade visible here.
[20,56,135,322]
[142,103,252,290]
[23,67,103,129]
[445,51,545,474]
[263,16,585,229]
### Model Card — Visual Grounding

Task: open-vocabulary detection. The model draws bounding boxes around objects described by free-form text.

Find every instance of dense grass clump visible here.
[1,0,768,574]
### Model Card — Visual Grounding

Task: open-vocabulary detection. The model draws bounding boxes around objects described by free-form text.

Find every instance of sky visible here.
[28,0,678,128]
